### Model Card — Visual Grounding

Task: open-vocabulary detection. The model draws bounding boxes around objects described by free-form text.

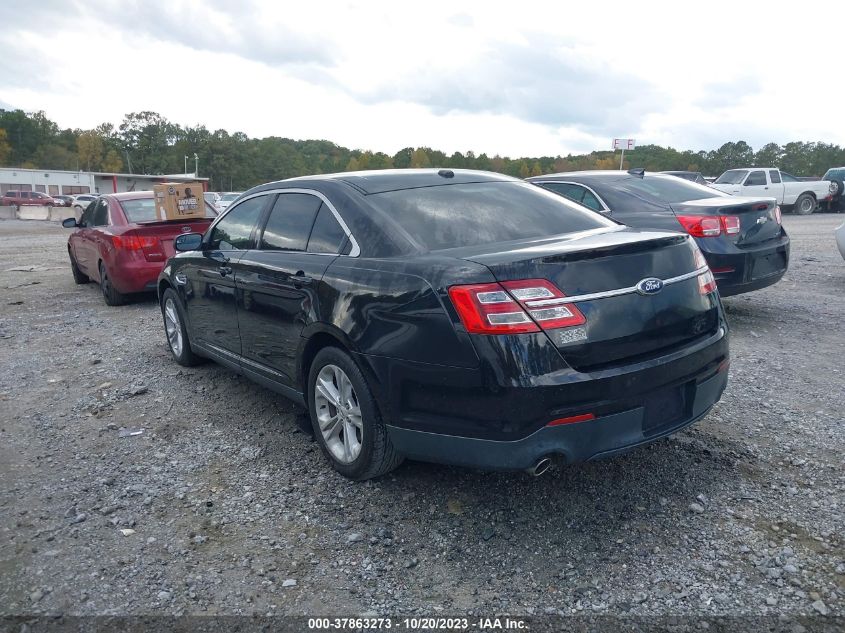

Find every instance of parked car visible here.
[1,190,55,208]
[52,195,75,207]
[836,222,845,260]
[72,194,100,214]
[528,170,789,297]
[203,191,221,211]
[158,169,729,480]
[661,171,709,185]
[710,168,834,215]
[217,192,242,211]
[821,167,845,210]
[62,191,217,306]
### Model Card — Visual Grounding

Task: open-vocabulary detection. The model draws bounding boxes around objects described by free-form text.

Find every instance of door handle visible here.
[219,265,233,277]
[292,271,312,286]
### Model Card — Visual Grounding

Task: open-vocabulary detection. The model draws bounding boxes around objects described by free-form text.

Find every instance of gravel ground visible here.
[0,216,843,621]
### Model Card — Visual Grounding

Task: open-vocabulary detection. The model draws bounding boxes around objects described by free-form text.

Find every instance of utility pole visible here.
[194,153,199,178]
[184,155,188,176]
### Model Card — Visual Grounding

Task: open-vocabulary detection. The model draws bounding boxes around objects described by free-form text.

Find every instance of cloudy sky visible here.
[1,0,841,157]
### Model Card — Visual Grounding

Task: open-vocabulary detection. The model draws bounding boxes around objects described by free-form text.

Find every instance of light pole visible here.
[194,153,199,178]
[184,155,188,176]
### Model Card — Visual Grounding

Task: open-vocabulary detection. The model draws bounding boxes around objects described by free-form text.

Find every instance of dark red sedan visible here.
[62,191,217,305]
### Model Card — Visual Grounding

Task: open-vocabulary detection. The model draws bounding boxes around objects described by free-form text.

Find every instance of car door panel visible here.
[237,252,334,386]
[183,194,271,358]
[235,192,327,385]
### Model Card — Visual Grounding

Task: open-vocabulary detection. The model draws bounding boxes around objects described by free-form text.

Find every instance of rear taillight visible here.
[691,244,716,294]
[448,279,585,335]
[676,215,741,237]
[698,270,717,295]
[112,235,165,261]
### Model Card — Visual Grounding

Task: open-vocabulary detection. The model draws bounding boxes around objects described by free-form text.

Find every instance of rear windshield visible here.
[220,193,239,202]
[715,170,748,184]
[608,175,722,205]
[367,182,614,251]
[120,198,217,223]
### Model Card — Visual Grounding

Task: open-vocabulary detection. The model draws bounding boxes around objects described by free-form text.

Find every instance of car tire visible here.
[831,179,844,199]
[99,262,126,306]
[308,346,403,480]
[160,288,201,366]
[794,193,816,215]
[69,251,89,284]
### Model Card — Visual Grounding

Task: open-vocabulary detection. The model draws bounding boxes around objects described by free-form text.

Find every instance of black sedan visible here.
[660,171,709,185]
[158,169,729,479]
[528,170,790,297]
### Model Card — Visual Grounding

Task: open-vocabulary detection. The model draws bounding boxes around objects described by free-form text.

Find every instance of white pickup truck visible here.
[711,168,834,215]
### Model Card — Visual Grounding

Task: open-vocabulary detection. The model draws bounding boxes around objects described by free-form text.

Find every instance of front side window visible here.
[80,201,97,227]
[744,171,767,186]
[92,199,110,226]
[207,195,267,250]
[259,193,322,252]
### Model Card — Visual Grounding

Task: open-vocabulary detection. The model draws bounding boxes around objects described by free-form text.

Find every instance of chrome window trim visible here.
[206,187,360,257]
[524,267,709,307]
[533,180,611,214]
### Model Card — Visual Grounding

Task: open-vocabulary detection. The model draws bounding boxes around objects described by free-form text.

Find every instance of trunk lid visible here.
[456,228,720,371]
[672,196,783,246]
[129,219,213,259]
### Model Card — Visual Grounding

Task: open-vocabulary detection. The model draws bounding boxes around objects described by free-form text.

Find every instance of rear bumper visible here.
[700,234,790,297]
[386,363,728,470]
[108,257,165,294]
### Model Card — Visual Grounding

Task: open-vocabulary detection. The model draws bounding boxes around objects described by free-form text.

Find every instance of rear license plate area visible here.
[643,385,687,434]
[751,251,785,280]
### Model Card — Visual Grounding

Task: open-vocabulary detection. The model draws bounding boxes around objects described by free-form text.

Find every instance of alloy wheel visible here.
[314,364,363,464]
[163,298,183,357]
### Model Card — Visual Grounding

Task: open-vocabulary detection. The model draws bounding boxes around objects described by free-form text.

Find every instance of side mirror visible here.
[175,233,203,252]
[62,218,79,228]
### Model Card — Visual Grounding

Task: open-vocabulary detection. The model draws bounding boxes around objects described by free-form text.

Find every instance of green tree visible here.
[102,149,123,173]
[77,132,104,171]
[345,157,360,171]
[410,148,431,168]
[0,128,11,165]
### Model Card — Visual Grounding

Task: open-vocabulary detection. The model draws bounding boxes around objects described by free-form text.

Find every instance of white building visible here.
[0,167,209,197]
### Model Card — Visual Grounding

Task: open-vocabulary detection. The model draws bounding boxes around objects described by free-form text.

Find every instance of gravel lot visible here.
[0,215,843,622]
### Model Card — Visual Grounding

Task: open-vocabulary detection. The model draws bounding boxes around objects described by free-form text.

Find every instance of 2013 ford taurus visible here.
[158,169,730,480]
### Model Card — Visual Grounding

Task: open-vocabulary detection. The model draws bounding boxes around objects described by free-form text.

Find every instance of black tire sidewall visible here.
[160,288,196,365]
[307,347,381,479]
[69,252,88,284]
[99,262,124,305]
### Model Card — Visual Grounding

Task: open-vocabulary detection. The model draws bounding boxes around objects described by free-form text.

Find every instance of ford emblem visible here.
[636,278,664,295]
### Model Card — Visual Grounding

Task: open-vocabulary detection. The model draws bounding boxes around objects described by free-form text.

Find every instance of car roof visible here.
[271,168,519,195]
[528,170,683,183]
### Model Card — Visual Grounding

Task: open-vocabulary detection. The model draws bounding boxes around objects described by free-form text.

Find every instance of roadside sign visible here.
[612,138,636,151]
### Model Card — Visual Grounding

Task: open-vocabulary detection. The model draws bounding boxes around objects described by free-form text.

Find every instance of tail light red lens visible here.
[698,270,717,295]
[448,279,585,335]
[111,235,165,261]
[676,215,741,237]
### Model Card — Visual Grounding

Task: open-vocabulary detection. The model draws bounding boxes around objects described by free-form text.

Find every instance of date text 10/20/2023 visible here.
[307,617,528,630]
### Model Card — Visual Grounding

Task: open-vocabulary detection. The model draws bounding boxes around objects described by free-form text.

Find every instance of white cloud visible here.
[0,0,842,156]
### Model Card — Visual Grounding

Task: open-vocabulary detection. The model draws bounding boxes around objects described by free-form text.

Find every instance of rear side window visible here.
[368,182,612,251]
[744,171,767,186]
[260,193,322,252]
[769,170,782,184]
[580,189,603,212]
[208,195,267,250]
[308,204,349,254]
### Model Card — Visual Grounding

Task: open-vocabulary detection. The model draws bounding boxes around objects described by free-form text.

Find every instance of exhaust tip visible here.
[527,457,553,477]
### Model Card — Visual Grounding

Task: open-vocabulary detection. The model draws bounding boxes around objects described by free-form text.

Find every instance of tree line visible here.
[1,109,844,191]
